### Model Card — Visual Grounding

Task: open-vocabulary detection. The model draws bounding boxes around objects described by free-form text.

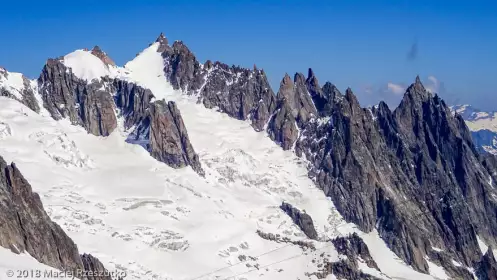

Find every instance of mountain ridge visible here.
[0,32,496,279]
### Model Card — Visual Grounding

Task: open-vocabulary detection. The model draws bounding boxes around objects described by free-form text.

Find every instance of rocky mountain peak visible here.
[155,32,171,52]
[344,87,360,106]
[156,32,168,44]
[90,46,115,66]
[322,82,342,99]
[280,73,293,88]
[294,72,306,85]
[204,59,213,69]
[307,68,316,79]
[306,68,319,88]
[403,75,431,102]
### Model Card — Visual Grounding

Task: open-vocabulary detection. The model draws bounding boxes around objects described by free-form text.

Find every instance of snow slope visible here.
[0,43,448,279]
[0,247,73,280]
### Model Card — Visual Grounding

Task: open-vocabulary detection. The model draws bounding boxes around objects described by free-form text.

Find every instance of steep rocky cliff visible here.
[156,34,276,132]
[148,100,204,175]
[293,75,497,278]
[0,156,113,279]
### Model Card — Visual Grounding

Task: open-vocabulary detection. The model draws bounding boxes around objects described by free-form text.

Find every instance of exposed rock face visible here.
[0,68,40,112]
[275,73,316,126]
[0,156,112,279]
[310,259,381,280]
[266,101,298,150]
[280,202,318,240]
[91,46,116,66]
[477,247,497,280]
[79,81,118,136]
[331,233,379,270]
[148,100,204,175]
[81,254,113,280]
[295,76,497,277]
[38,59,117,136]
[156,33,276,131]
[113,79,154,130]
[306,68,334,117]
[266,72,320,150]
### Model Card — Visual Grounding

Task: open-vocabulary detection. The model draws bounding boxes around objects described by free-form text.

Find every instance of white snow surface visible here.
[425,258,449,280]
[0,42,446,279]
[477,235,489,254]
[0,247,73,280]
[63,50,115,82]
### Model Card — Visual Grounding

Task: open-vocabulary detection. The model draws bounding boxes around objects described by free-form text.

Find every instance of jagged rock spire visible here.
[398,75,431,108]
[294,72,306,85]
[307,68,315,79]
[155,32,170,52]
[345,87,360,106]
[156,32,168,43]
[281,73,293,88]
[414,75,425,92]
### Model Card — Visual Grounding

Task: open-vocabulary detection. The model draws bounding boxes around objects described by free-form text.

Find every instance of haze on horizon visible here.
[0,0,496,110]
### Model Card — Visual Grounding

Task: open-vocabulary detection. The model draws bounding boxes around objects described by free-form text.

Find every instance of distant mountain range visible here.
[451,105,497,155]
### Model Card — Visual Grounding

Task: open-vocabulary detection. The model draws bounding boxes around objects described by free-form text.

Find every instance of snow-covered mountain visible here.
[0,33,496,280]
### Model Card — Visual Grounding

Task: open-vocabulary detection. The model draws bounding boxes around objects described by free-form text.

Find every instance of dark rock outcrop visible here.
[477,247,497,280]
[331,233,379,270]
[280,202,318,240]
[81,254,113,280]
[79,81,118,136]
[0,156,113,279]
[156,33,276,132]
[310,259,382,280]
[148,100,204,175]
[113,79,154,130]
[306,69,336,117]
[256,229,315,250]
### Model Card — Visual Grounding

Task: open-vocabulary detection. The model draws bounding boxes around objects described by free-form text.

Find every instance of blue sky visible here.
[1,0,496,109]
